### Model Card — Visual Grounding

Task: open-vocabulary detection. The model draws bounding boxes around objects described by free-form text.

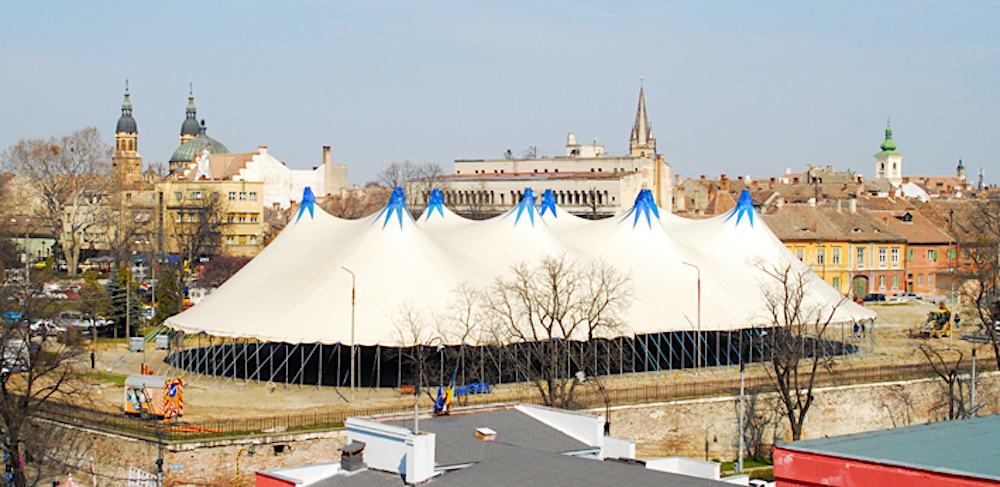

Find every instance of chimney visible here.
[720,174,728,181]
[849,198,857,213]
[259,144,268,156]
[341,441,366,472]
[837,199,843,212]
[475,427,497,442]
[826,165,834,172]
[785,166,792,175]
[700,175,706,180]
[808,197,816,207]
[323,145,331,166]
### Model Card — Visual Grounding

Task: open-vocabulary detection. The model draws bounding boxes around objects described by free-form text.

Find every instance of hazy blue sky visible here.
[2,1,997,186]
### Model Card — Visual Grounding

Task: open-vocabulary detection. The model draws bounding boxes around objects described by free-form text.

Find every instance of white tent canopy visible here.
[166,187,874,346]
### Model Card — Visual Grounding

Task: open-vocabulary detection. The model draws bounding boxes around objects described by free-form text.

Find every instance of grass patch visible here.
[720,457,772,472]
[82,371,128,386]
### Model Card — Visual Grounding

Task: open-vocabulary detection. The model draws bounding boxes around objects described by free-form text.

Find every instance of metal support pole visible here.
[342,267,356,400]
[682,261,702,372]
[738,360,745,473]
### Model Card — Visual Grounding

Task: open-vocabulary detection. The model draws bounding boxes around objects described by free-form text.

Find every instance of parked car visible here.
[862,293,886,302]
[29,320,66,336]
[890,292,923,302]
[57,310,90,328]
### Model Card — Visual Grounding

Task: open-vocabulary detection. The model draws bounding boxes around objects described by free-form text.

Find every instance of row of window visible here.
[227,213,260,223]
[229,191,258,201]
[225,235,259,245]
[173,191,259,201]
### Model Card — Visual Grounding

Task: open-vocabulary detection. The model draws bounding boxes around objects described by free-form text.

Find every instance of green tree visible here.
[106,267,141,337]
[154,266,181,326]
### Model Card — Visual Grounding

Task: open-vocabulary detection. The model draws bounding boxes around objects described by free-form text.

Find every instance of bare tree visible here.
[1,128,113,276]
[170,187,231,268]
[480,256,632,407]
[319,185,392,219]
[956,199,1000,370]
[917,344,972,421]
[756,261,844,441]
[0,291,89,487]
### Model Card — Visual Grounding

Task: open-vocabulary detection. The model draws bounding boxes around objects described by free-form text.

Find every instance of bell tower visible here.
[874,119,903,187]
[629,82,656,158]
[113,80,142,185]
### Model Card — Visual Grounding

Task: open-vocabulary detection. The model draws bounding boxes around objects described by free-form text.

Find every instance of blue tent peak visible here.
[540,189,557,217]
[424,188,445,220]
[375,187,409,229]
[621,189,660,228]
[724,189,755,227]
[513,188,536,226]
[295,187,316,222]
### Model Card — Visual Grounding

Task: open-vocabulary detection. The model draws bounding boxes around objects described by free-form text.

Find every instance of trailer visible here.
[124,375,184,420]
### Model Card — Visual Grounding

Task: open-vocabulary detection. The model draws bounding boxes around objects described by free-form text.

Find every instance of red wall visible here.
[255,472,296,487]
[774,446,998,487]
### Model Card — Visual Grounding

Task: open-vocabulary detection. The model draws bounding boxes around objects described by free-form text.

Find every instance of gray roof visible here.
[311,443,726,487]
[778,415,1000,481]
[388,408,593,467]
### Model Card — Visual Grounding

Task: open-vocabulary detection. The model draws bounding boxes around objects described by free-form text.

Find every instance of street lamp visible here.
[342,266,356,400]
[682,261,702,371]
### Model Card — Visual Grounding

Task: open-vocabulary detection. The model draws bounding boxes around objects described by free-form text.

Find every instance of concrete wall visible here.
[42,373,1000,485]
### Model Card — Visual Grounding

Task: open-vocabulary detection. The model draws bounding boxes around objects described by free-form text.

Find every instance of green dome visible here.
[169,133,230,164]
[880,126,897,151]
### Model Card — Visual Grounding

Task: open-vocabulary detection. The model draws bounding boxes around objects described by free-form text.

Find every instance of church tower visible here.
[629,84,656,158]
[113,80,142,185]
[957,158,966,180]
[874,120,903,187]
[180,84,201,145]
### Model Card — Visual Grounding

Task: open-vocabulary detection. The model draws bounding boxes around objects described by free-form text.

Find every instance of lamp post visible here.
[682,261,702,371]
[342,266,356,400]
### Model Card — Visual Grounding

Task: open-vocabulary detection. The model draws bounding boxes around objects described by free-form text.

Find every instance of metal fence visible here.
[38,359,991,442]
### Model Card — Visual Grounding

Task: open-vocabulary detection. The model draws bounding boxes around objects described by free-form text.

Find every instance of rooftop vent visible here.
[475,427,497,442]
[341,441,366,472]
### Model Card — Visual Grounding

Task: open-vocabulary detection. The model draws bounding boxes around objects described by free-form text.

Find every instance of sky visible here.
[2,1,998,187]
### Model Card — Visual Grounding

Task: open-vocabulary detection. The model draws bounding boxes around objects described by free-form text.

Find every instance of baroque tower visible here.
[180,84,201,145]
[113,80,142,185]
[874,120,903,187]
[629,84,656,158]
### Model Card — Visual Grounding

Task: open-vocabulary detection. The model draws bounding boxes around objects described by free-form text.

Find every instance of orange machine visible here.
[124,375,184,420]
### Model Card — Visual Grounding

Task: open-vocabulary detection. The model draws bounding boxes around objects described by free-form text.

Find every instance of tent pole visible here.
[668,332,673,371]
[338,344,342,393]
[396,346,401,389]
[376,345,381,389]
[318,344,323,389]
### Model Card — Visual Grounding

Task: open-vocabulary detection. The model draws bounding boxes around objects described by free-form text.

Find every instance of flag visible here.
[444,372,456,412]
[433,383,444,414]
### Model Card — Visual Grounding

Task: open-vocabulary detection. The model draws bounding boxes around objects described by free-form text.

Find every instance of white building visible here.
[177,145,348,210]
[416,88,672,217]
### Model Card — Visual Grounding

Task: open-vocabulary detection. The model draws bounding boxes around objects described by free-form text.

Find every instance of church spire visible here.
[180,83,201,143]
[629,81,655,158]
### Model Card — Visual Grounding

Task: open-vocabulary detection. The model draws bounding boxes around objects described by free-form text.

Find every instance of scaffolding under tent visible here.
[163,187,875,389]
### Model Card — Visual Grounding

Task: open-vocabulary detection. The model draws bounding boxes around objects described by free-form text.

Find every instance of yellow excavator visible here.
[910,302,957,338]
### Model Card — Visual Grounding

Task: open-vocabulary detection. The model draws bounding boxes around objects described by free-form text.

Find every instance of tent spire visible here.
[376,187,410,229]
[296,187,316,222]
[424,188,445,220]
[723,189,755,227]
[621,189,660,229]
[540,189,558,217]
[512,188,536,226]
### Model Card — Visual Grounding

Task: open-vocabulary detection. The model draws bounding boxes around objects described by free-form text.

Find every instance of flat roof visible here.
[388,408,592,467]
[778,415,1000,481]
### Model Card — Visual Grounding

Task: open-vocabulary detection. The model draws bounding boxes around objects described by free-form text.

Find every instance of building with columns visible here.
[420,87,673,217]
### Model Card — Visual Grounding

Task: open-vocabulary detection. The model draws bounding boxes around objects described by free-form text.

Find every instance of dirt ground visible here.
[83,300,992,423]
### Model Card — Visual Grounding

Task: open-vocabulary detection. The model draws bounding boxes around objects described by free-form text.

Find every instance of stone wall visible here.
[39,372,999,486]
